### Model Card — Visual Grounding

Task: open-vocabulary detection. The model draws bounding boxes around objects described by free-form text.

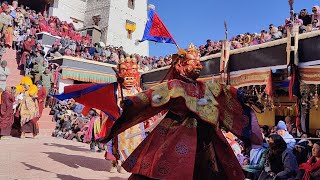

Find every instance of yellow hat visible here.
[15,85,24,94]
[21,76,33,86]
[28,84,38,96]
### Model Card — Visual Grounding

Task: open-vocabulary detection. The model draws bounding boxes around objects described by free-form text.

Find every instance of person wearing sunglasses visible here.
[312,19,319,30]
[299,9,312,26]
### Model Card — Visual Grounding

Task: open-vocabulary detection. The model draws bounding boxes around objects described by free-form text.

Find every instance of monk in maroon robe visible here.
[36,81,46,117]
[20,36,35,67]
[0,87,15,138]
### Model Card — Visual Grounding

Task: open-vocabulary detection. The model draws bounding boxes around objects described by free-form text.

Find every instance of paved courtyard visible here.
[0,136,130,180]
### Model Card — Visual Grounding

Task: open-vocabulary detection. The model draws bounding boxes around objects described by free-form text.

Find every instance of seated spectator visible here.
[316,129,320,138]
[277,120,296,150]
[295,19,307,34]
[312,19,319,29]
[261,125,270,139]
[270,27,283,40]
[285,116,294,133]
[294,137,313,165]
[298,142,320,180]
[260,30,271,43]
[243,142,268,180]
[270,126,277,135]
[204,39,212,49]
[312,5,320,27]
[259,134,298,180]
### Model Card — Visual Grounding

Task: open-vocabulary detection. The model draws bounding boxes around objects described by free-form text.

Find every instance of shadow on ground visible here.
[43,152,111,172]
[21,162,87,180]
[43,143,89,152]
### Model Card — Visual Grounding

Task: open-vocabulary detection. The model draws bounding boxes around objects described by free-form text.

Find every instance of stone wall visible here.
[84,0,111,28]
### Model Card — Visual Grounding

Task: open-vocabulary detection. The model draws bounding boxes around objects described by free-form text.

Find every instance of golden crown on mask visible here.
[177,43,199,57]
[118,55,139,72]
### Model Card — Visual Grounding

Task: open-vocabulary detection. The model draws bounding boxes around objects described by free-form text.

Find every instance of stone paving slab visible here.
[0,136,130,180]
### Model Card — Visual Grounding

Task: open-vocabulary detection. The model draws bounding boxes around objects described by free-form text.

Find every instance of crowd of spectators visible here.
[199,6,320,57]
[1,1,320,179]
[225,116,320,180]
[2,1,320,75]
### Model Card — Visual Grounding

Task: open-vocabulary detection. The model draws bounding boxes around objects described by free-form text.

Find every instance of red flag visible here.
[141,9,176,44]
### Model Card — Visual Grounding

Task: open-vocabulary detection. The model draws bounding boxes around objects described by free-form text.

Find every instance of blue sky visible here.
[148,0,317,57]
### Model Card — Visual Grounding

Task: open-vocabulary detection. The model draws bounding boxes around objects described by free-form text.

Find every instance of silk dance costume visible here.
[102,56,145,173]
[101,44,263,180]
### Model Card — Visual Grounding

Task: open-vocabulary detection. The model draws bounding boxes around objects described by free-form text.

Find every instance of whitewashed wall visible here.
[49,0,87,30]
[84,0,149,56]
[107,0,149,56]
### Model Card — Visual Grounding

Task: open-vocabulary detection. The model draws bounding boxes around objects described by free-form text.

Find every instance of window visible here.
[87,30,93,36]
[128,0,135,9]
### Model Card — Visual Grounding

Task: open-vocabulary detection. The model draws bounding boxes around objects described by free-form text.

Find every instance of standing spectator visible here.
[0,9,12,33]
[0,60,10,91]
[36,81,46,118]
[20,36,35,70]
[259,134,298,180]
[0,38,5,58]
[298,142,320,180]
[277,120,296,150]
[4,24,13,48]
[299,9,312,26]
[41,67,53,94]
[0,86,15,139]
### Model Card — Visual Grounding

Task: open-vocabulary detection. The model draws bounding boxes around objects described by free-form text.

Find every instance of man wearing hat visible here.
[277,120,296,150]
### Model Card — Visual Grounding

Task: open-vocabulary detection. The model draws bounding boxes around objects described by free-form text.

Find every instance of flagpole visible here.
[223,20,230,85]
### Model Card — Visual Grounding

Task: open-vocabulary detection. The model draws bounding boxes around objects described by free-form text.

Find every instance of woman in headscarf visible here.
[298,141,320,180]
[312,5,320,27]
